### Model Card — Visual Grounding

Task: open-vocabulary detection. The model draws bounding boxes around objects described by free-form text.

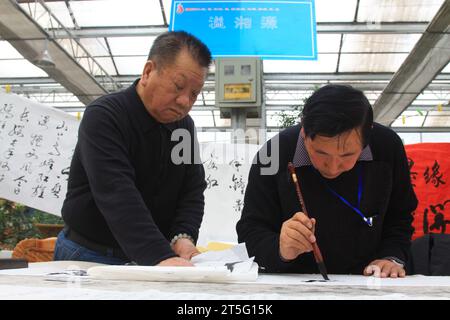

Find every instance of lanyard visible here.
[316,164,374,227]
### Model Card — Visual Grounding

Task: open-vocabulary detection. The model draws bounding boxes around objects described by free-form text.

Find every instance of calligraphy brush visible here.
[287,162,330,281]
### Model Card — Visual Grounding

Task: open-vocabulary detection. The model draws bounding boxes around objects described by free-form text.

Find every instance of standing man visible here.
[54,31,212,266]
[237,85,418,277]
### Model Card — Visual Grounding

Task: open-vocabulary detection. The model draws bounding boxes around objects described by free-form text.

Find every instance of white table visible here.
[0,261,449,300]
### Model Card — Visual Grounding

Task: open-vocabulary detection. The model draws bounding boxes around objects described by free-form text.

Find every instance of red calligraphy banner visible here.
[405,143,450,240]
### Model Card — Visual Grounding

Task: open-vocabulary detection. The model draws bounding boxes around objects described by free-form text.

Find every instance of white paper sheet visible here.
[0,260,104,276]
[0,245,258,283]
[88,244,259,283]
[257,273,450,287]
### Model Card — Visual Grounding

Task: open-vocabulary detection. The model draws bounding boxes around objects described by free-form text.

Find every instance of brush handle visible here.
[287,162,329,280]
[287,162,310,217]
[312,243,324,263]
[288,162,323,263]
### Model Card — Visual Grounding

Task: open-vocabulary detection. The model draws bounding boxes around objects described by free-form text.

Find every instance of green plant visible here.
[0,199,63,249]
[276,105,302,128]
[275,86,319,128]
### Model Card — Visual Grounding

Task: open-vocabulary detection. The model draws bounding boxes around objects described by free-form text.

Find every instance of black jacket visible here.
[237,123,418,274]
[62,81,206,265]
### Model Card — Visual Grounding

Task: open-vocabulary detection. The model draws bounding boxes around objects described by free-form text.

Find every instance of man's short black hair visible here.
[148,31,212,69]
[301,84,373,146]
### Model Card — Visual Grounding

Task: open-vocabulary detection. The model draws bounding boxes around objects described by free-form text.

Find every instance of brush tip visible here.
[317,262,330,281]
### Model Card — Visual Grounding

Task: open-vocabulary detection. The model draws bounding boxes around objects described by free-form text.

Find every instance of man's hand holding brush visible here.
[279,212,317,261]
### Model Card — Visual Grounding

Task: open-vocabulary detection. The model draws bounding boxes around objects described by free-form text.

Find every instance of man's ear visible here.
[140,60,156,85]
[300,127,306,139]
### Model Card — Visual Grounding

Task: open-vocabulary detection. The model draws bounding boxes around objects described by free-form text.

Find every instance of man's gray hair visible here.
[148,31,212,69]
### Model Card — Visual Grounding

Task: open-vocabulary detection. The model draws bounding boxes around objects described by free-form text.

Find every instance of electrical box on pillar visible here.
[215,57,263,123]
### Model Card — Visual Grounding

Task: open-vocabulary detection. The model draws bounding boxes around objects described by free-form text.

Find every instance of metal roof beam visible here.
[317,22,428,34]
[391,127,450,133]
[0,0,119,104]
[4,73,450,86]
[34,22,429,40]
[2,75,450,89]
[372,1,450,125]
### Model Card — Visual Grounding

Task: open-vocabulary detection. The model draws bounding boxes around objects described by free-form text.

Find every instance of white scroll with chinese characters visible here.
[0,92,79,216]
[198,143,259,245]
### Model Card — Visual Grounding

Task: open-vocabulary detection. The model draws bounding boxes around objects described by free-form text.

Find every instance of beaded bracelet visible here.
[170,233,194,246]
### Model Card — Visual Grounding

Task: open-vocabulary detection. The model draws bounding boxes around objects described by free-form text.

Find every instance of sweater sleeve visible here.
[376,131,418,263]
[78,106,176,265]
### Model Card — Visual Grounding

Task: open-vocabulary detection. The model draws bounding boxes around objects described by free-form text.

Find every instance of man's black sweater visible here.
[62,81,206,265]
[237,123,417,274]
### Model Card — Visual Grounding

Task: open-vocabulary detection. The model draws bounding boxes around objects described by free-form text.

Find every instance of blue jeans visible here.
[53,230,128,265]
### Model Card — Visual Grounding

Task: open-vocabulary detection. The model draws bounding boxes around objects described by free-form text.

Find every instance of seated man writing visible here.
[237,85,418,277]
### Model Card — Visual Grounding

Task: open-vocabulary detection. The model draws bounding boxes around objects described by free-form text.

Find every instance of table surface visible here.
[0,261,449,300]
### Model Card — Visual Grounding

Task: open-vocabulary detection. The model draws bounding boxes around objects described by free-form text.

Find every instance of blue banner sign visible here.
[169,0,317,60]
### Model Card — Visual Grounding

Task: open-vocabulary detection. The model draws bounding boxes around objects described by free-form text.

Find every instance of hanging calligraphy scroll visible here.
[199,143,259,244]
[405,143,450,240]
[0,92,79,215]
